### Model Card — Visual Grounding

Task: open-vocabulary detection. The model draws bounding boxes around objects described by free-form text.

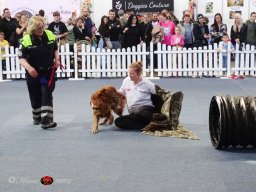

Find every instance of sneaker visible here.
[230,75,238,79]
[239,75,244,79]
[41,122,57,129]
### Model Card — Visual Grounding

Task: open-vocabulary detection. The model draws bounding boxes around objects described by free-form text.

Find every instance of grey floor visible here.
[0,77,256,192]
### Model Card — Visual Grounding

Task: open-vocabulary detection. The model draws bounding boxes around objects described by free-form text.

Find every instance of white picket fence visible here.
[0,42,256,82]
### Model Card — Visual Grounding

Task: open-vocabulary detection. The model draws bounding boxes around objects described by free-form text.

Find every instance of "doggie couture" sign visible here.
[112,0,174,15]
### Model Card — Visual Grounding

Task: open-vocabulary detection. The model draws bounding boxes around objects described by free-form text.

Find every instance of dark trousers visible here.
[184,44,193,49]
[26,72,55,125]
[114,106,156,130]
[153,44,158,69]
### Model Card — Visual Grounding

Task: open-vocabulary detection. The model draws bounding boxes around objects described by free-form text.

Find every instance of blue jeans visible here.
[223,56,227,71]
[111,41,121,50]
[98,38,104,50]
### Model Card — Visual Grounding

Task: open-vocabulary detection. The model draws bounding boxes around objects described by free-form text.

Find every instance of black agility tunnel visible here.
[209,95,256,149]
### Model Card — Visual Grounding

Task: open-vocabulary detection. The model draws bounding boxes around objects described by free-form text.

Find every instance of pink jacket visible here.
[158,20,175,45]
[170,34,185,47]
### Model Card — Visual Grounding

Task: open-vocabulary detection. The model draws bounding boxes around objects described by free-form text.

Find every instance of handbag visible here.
[151,25,163,44]
[104,37,112,49]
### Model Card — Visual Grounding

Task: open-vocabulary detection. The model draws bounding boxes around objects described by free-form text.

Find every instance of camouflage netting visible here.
[142,125,199,140]
[142,85,199,140]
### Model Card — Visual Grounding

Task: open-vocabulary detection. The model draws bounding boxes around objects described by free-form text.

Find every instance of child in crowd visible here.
[218,33,234,71]
[170,26,185,48]
[0,31,9,74]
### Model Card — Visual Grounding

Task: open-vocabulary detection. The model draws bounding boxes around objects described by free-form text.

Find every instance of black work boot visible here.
[41,122,57,129]
[33,118,41,125]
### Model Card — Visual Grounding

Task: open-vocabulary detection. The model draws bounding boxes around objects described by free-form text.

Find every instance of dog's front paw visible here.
[91,127,99,134]
[109,115,114,125]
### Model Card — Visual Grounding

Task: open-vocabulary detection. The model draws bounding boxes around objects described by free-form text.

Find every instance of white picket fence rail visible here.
[0,42,256,82]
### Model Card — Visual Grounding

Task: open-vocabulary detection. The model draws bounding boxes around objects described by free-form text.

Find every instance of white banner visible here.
[1,0,81,24]
[250,0,256,13]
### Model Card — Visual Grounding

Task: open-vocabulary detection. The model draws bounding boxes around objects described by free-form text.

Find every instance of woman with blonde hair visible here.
[114,61,157,130]
[230,13,247,47]
[19,16,60,129]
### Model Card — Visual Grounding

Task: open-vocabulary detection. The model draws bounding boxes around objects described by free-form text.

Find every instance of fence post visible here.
[69,43,84,80]
[147,42,159,79]
[0,46,11,82]
[250,45,256,76]
[0,55,3,81]
[234,44,240,76]
[149,42,154,78]
[244,44,251,76]
[226,42,232,78]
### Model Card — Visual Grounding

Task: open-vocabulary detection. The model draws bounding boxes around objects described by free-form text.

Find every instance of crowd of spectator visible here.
[0,8,256,50]
[0,7,256,73]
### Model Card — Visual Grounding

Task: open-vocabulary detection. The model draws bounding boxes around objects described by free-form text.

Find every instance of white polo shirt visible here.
[119,77,156,112]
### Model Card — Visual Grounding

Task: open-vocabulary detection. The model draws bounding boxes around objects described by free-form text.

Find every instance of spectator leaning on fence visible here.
[122,14,144,49]
[218,33,234,72]
[18,16,60,129]
[98,15,111,49]
[73,16,91,44]
[245,12,256,46]
[48,11,68,45]
[230,13,247,49]
[193,14,211,48]
[140,13,153,48]
[108,9,122,49]
[210,13,227,45]
[170,26,185,48]
[178,14,194,49]
[0,31,9,74]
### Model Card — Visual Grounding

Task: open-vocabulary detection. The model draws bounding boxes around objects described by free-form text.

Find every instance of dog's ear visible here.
[91,92,103,105]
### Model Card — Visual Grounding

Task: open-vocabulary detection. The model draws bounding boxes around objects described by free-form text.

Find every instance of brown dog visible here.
[90,85,126,133]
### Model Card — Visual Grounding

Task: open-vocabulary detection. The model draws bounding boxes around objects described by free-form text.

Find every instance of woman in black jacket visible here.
[140,13,153,47]
[210,13,227,44]
[122,14,144,49]
[192,14,211,48]
[98,15,110,49]
[73,17,91,43]
[230,13,247,48]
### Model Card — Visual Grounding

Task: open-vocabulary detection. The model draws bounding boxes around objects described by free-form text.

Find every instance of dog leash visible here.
[47,64,65,88]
